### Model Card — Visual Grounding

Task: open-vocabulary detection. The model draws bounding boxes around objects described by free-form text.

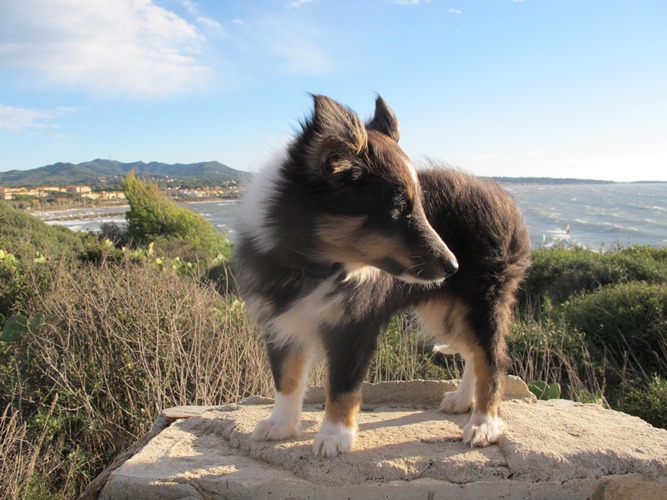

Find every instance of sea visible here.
[32,182,667,250]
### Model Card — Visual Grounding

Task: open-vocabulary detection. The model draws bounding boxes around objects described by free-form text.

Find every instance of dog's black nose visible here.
[441,257,459,277]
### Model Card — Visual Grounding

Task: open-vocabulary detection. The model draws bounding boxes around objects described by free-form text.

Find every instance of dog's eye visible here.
[392,194,413,220]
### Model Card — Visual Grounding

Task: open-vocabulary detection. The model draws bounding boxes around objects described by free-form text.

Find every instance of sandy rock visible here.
[98,379,667,500]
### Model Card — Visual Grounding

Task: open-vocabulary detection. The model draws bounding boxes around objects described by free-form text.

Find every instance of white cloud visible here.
[0,0,209,99]
[448,8,462,14]
[182,0,222,30]
[0,104,61,130]
[288,0,315,8]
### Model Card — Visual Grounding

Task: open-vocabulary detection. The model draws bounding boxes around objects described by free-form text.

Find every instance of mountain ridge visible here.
[4,160,662,188]
[0,159,249,188]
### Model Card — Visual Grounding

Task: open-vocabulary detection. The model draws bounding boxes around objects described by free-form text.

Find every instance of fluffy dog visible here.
[234,95,530,457]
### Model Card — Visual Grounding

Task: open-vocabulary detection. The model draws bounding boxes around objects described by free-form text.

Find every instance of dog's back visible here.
[417,167,530,317]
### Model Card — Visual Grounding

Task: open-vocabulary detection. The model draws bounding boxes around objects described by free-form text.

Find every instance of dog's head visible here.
[287,95,458,285]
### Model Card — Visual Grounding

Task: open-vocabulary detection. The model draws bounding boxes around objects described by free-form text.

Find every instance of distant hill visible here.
[490,176,614,185]
[0,159,250,188]
[5,160,644,189]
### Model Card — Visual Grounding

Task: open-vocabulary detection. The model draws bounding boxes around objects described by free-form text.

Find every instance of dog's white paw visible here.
[252,418,300,441]
[312,419,356,457]
[462,412,505,447]
[439,389,474,414]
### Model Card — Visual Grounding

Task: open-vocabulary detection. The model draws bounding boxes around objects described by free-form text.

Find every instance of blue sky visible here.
[1,0,666,181]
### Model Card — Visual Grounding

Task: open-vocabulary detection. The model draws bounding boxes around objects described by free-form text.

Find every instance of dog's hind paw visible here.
[462,413,505,447]
[439,389,474,414]
[252,418,300,441]
[312,420,356,457]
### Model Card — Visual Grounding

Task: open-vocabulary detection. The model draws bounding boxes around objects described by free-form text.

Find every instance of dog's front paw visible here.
[312,420,357,457]
[439,389,474,414]
[252,418,300,441]
[462,412,505,447]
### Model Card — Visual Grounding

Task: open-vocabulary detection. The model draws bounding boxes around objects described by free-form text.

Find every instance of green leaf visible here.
[529,380,548,399]
[529,380,562,400]
[544,382,561,400]
[29,312,45,330]
[0,315,29,342]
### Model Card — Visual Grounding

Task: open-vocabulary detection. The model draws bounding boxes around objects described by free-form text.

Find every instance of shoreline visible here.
[34,209,128,222]
[27,197,239,222]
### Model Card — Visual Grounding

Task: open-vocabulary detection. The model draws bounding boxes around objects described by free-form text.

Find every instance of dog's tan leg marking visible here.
[277,349,308,395]
[462,345,506,447]
[313,388,362,457]
[253,349,309,442]
[417,297,506,446]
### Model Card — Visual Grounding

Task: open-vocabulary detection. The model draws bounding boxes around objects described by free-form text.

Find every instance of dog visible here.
[234,95,530,457]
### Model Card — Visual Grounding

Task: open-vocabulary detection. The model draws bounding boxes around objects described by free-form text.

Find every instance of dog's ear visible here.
[308,95,368,187]
[367,96,400,142]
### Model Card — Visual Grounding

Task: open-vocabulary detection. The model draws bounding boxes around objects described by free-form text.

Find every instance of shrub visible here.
[560,282,667,378]
[122,172,231,260]
[0,202,84,259]
[521,246,667,308]
[205,260,237,296]
[616,375,667,429]
[0,251,52,324]
[98,222,128,247]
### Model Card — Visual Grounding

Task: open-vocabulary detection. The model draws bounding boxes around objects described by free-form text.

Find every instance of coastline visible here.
[28,197,238,222]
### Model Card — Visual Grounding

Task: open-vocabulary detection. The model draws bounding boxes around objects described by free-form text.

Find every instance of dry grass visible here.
[507,318,606,403]
[0,398,60,500]
[0,404,32,500]
[1,258,273,498]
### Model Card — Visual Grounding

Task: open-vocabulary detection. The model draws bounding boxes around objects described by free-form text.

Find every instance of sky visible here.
[1,0,666,182]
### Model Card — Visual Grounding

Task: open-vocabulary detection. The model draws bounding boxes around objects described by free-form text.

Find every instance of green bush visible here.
[616,375,667,429]
[0,251,52,323]
[560,282,667,378]
[521,246,667,308]
[0,202,84,259]
[122,172,231,260]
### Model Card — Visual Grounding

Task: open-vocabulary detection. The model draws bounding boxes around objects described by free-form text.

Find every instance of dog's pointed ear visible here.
[307,95,368,187]
[367,96,400,142]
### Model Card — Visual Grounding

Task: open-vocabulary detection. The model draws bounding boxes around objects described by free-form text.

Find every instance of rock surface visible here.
[96,378,667,500]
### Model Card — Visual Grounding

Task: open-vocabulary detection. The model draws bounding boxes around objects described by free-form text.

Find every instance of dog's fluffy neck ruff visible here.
[237,149,377,285]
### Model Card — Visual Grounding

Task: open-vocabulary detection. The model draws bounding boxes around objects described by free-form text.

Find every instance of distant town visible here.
[0,179,242,211]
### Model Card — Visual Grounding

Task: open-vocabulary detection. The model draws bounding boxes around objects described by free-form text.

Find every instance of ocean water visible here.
[504,183,667,249]
[35,183,667,250]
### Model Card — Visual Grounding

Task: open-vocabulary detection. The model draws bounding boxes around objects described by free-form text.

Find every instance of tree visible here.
[121,171,230,259]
